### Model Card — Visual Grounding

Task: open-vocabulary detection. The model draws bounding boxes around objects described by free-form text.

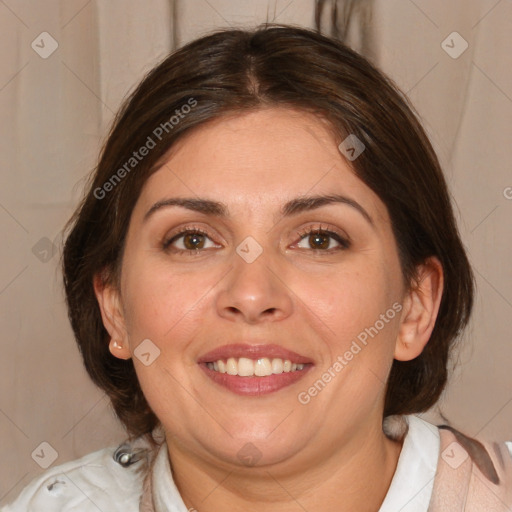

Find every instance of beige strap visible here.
[428,426,512,511]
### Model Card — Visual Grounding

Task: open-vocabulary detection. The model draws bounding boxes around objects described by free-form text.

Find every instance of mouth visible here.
[197,344,314,396]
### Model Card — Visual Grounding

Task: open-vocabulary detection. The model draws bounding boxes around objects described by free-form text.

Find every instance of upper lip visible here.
[197,343,313,364]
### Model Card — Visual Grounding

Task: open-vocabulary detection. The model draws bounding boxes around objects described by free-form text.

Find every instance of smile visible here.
[197,343,313,395]
[205,357,306,376]
[199,358,314,396]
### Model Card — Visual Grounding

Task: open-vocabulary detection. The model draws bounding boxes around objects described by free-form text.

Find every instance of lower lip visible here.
[199,363,313,396]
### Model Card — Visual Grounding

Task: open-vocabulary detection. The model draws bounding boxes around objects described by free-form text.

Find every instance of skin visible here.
[95,107,443,512]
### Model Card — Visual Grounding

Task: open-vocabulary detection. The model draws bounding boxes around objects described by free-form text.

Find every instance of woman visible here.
[3,24,512,512]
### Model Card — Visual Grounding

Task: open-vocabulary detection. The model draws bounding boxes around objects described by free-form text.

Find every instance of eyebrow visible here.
[143,194,374,226]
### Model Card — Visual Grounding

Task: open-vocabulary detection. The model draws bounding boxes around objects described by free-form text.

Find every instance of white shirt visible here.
[3,415,511,511]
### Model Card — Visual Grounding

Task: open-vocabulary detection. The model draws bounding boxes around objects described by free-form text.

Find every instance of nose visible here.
[215,248,294,324]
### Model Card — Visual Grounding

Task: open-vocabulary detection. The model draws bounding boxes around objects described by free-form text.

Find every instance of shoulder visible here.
[1,440,152,512]
[396,414,512,461]
[430,419,512,509]
[436,423,512,479]
[382,414,512,510]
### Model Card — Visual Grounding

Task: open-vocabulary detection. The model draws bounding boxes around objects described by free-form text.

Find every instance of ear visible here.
[93,271,132,360]
[394,257,444,361]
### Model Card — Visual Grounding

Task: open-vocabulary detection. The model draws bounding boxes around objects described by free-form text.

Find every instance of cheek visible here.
[120,257,208,343]
[313,266,392,331]
[310,266,401,386]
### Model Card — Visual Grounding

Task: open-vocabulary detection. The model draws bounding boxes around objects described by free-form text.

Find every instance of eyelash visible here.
[295,225,351,251]
[162,225,211,255]
[162,224,351,255]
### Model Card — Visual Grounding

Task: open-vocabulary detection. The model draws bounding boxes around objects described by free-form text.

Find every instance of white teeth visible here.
[226,357,238,375]
[254,358,272,376]
[271,358,284,374]
[205,357,307,376]
[238,357,254,377]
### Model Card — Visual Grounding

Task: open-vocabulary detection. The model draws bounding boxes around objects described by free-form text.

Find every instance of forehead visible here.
[136,108,388,224]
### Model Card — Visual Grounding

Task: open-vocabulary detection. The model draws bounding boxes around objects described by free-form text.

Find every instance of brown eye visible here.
[308,232,331,250]
[182,232,206,250]
[296,227,350,251]
[163,228,218,253]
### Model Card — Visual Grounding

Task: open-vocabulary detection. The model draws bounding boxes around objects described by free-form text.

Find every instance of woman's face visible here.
[106,107,410,469]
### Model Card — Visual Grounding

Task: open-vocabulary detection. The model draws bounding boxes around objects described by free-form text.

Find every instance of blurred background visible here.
[1,0,511,505]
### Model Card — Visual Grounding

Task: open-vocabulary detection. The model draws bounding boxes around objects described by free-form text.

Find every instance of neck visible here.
[165,420,403,512]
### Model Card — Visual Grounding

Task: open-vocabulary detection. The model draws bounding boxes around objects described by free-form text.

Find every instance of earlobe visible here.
[93,272,132,360]
[394,257,444,361]
[109,339,131,360]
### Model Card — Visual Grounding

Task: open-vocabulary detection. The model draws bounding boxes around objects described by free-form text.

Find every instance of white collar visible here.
[148,415,439,511]
[378,415,440,511]
[150,442,189,512]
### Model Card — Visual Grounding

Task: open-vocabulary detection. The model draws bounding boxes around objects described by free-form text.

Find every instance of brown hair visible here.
[62,24,474,441]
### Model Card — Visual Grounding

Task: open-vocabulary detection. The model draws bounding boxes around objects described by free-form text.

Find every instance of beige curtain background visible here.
[1,0,511,505]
